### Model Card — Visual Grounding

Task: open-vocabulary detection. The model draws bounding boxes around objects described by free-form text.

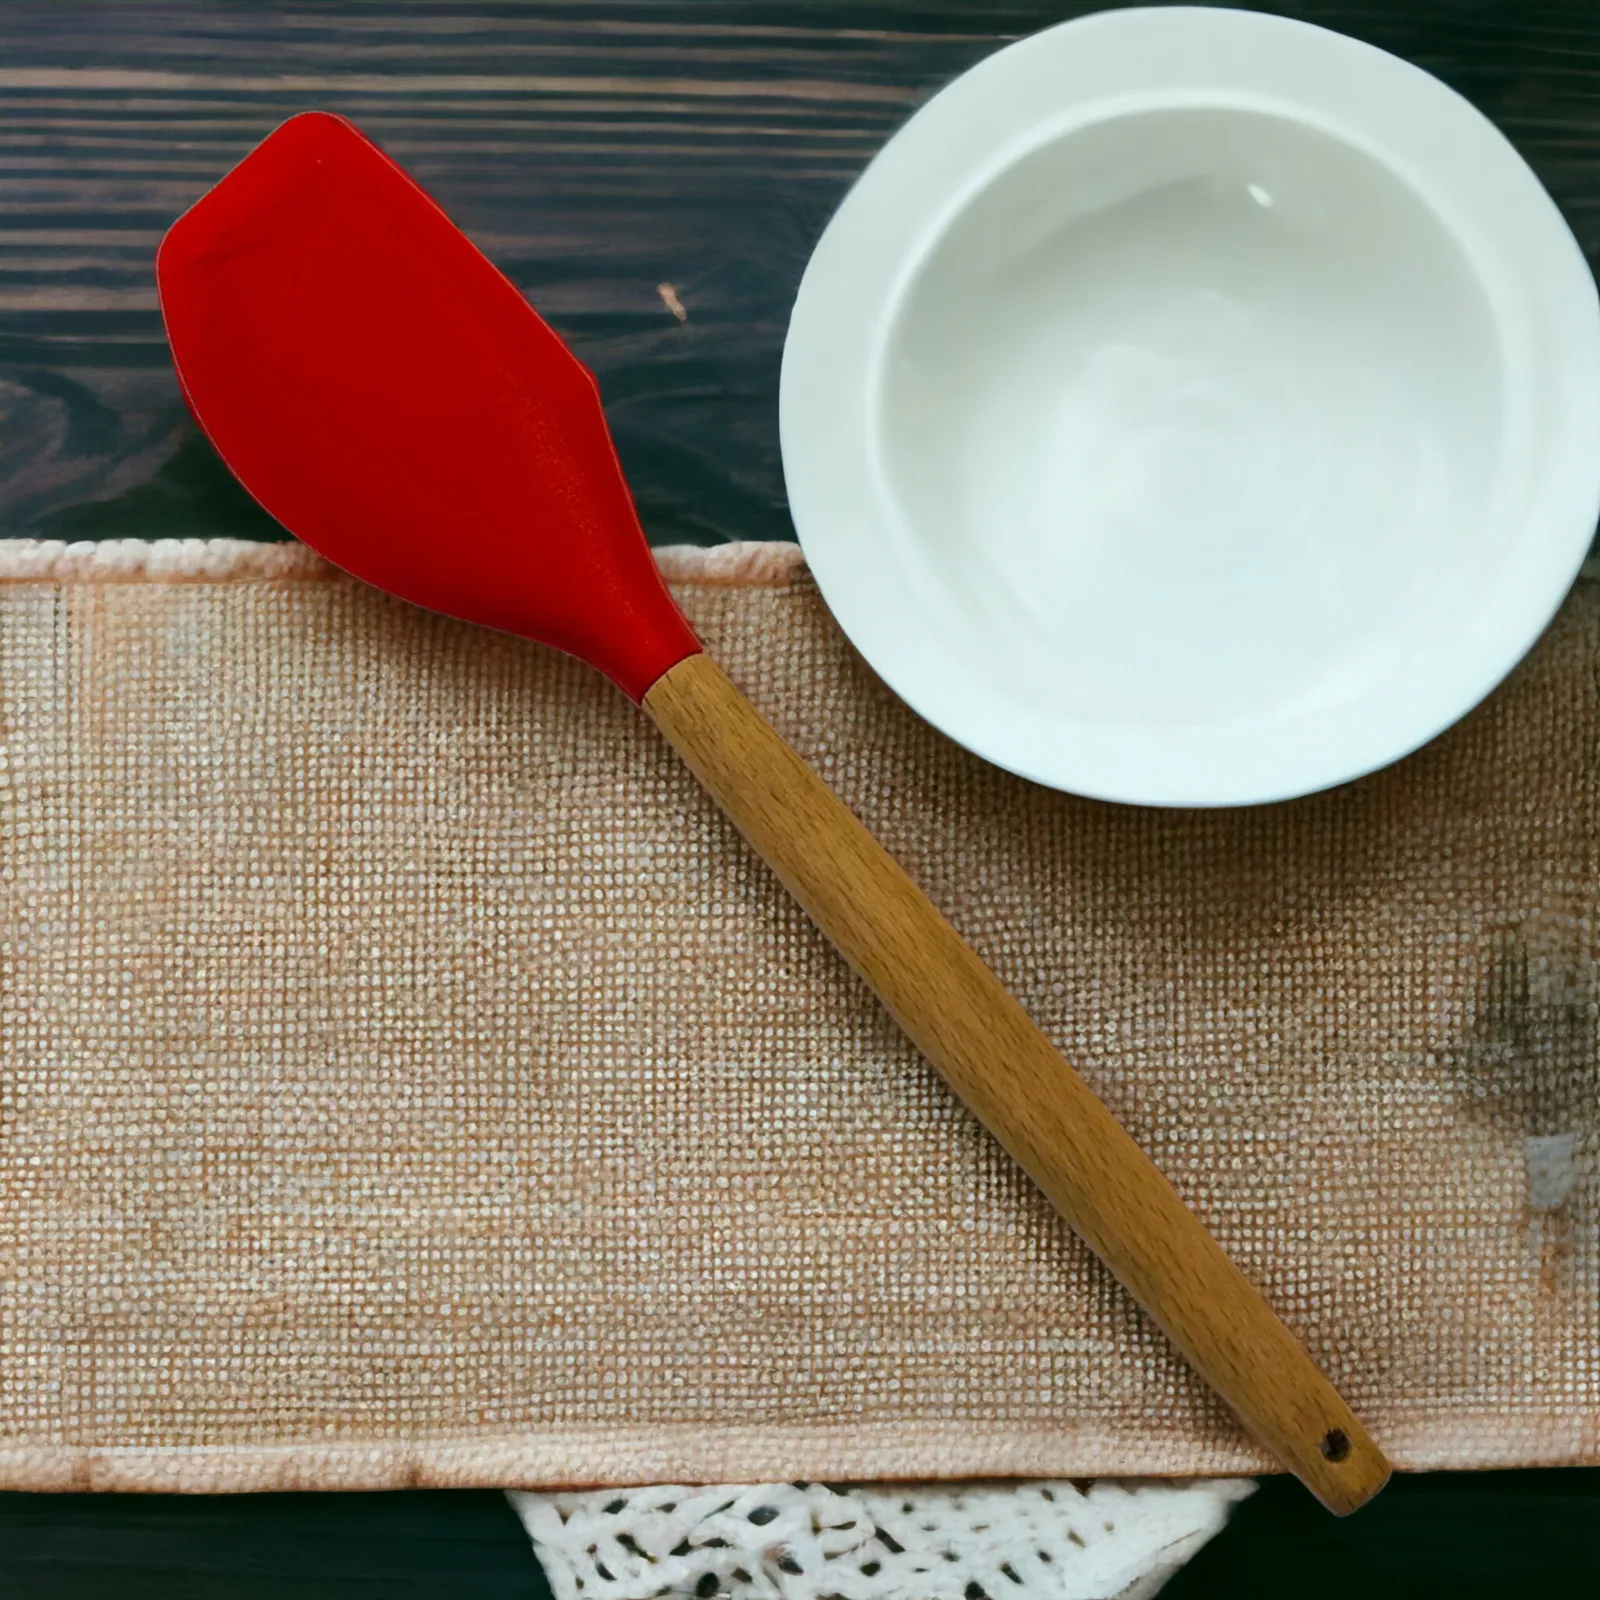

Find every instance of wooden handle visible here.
[644,652,1390,1514]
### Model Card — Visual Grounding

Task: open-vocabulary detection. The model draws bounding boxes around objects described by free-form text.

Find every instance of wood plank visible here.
[5,1,1599,545]
[0,1488,550,1599]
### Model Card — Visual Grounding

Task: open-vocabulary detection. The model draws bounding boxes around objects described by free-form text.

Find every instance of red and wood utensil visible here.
[157,112,1389,1513]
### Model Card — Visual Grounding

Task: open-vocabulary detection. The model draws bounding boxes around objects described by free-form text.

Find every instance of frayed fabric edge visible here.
[0,538,808,587]
[0,1408,1593,1491]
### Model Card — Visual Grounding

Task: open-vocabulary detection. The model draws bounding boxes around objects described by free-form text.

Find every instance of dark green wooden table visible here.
[3,3,1598,1594]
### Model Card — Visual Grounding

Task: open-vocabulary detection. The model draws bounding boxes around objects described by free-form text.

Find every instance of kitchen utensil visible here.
[156,110,1388,1512]
[782,6,1600,805]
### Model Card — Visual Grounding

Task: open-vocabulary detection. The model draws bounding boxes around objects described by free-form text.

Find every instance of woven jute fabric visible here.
[0,538,1595,1491]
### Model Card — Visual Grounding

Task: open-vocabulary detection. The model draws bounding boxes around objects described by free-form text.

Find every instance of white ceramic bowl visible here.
[780,7,1600,806]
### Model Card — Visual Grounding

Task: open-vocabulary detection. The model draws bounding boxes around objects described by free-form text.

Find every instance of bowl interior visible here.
[876,105,1507,734]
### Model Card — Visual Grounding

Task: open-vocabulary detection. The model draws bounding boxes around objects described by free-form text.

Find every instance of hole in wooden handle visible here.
[1319,1428,1352,1463]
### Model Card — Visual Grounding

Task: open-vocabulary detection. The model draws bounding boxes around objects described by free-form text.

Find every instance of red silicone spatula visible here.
[157,111,1388,1513]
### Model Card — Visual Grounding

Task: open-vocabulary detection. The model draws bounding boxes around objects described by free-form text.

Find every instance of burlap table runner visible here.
[0,537,1594,1491]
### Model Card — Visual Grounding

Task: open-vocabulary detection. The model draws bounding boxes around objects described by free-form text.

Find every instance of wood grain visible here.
[3,0,1600,546]
[643,650,1392,1514]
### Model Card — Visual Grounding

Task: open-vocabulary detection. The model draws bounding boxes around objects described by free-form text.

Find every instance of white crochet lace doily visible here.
[510,1479,1255,1600]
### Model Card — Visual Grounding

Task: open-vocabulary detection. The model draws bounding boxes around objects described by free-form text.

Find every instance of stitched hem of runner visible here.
[0,538,808,587]
[0,1412,1593,1491]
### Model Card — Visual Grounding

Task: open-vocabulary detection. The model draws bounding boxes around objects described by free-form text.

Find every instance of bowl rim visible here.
[779,5,1600,807]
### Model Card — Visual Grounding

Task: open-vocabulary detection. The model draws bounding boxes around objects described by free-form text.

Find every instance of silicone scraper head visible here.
[157,111,701,700]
